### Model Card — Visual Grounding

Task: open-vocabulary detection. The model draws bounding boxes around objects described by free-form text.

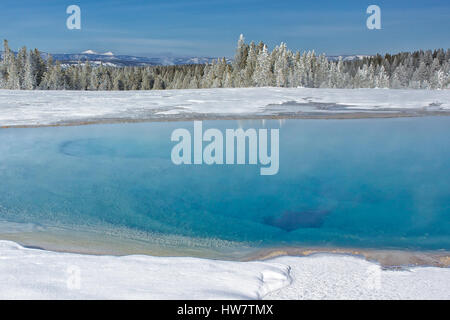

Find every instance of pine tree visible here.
[241,42,257,87]
[412,61,429,88]
[223,66,233,88]
[314,54,329,88]
[48,62,65,90]
[23,50,36,90]
[273,43,289,87]
[253,44,272,86]
[375,65,389,88]
[141,68,152,90]
[32,49,46,87]
[80,61,91,90]
[7,57,20,90]
[233,34,248,72]
[16,46,27,88]
[113,72,124,90]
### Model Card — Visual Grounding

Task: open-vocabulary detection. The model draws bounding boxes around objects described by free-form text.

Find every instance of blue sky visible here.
[0,0,449,57]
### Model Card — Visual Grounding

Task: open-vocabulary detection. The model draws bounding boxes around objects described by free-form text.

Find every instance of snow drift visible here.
[1,240,449,300]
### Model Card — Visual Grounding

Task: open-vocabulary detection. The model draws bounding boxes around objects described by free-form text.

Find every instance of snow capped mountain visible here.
[81,50,98,55]
[82,50,114,56]
[0,50,228,67]
[44,51,229,67]
[326,54,372,61]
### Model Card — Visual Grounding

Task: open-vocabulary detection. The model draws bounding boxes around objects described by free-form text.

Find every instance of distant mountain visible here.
[44,51,230,67]
[0,50,369,67]
[0,50,229,67]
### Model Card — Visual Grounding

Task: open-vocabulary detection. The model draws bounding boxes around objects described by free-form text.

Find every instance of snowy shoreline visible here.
[1,88,449,128]
[1,239,449,300]
[2,220,449,268]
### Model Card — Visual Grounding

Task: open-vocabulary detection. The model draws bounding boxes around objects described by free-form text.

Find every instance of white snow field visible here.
[0,240,290,300]
[1,240,449,300]
[264,255,450,300]
[0,88,449,127]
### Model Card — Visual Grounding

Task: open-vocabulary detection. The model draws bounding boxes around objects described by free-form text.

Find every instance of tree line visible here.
[1,35,449,91]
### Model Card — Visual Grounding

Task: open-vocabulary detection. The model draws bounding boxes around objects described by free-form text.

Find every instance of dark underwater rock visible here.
[264,210,330,231]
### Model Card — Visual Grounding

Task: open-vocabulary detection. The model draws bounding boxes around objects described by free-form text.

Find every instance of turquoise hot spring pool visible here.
[0,117,449,253]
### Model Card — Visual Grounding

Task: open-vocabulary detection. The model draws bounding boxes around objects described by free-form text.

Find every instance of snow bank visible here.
[0,240,291,300]
[0,88,449,127]
[1,240,449,300]
[264,255,450,300]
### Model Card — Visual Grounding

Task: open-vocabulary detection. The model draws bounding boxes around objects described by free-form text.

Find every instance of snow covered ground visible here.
[0,88,449,127]
[1,240,449,300]
[264,255,450,300]
[0,240,290,300]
